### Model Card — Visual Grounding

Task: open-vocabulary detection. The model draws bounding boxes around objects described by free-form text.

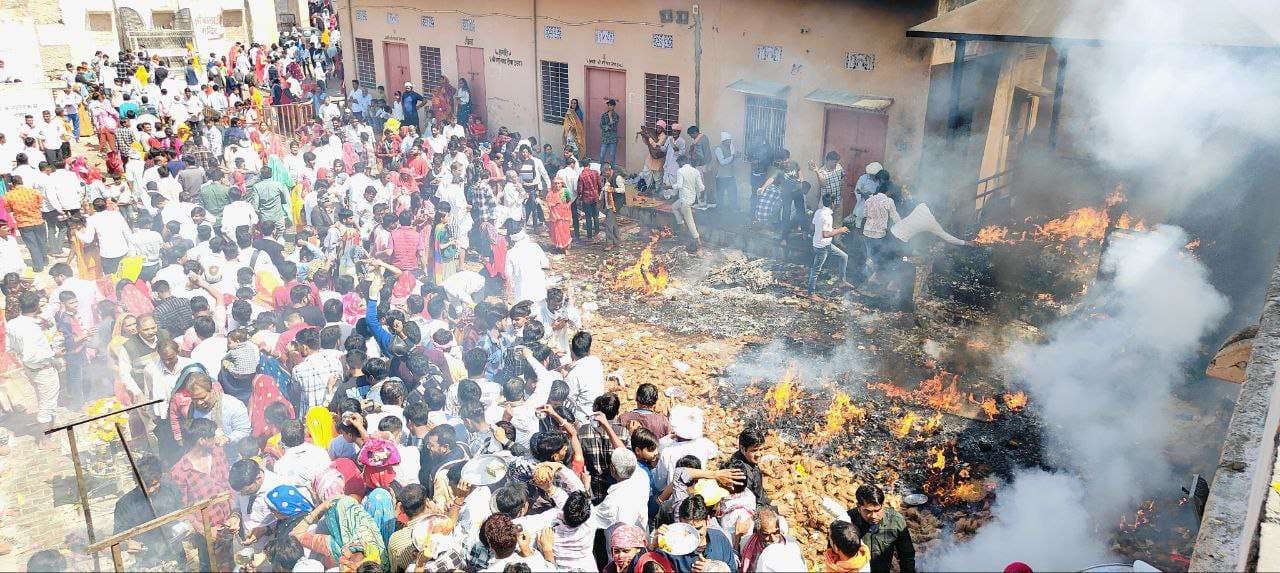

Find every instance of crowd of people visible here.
[0,3,946,572]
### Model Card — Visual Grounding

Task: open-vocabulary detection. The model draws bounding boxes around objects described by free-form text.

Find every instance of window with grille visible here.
[354,38,376,88]
[844,52,875,71]
[541,60,569,124]
[419,46,442,92]
[386,12,400,25]
[221,10,244,27]
[644,73,680,125]
[151,10,176,28]
[543,25,562,40]
[355,9,367,21]
[595,29,615,45]
[744,95,787,155]
[652,33,673,49]
[86,12,114,32]
[461,18,475,31]
[420,16,435,28]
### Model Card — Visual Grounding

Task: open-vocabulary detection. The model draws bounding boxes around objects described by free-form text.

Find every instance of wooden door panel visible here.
[456,46,486,122]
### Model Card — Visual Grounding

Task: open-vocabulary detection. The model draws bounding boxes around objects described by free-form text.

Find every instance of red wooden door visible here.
[822,108,888,218]
[456,46,486,122]
[584,67,626,167]
[383,42,410,95]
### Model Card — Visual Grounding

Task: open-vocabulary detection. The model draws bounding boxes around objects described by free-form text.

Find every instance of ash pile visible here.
[700,252,778,292]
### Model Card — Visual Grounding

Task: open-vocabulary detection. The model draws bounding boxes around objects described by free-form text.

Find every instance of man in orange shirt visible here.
[3,175,48,271]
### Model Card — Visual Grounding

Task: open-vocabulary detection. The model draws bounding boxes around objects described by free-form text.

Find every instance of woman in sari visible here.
[563,98,586,161]
[248,373,295,441]
[312,458,366,500]
[66,215,102,280]
[547,175,573,253]
[431,76,455,122]
[305,405,336,448]
[290,496,387,571]
[361,488,397,547]
[430,203,459,284]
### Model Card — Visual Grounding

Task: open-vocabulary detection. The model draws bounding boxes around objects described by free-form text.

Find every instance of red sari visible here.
[547,184,573,250]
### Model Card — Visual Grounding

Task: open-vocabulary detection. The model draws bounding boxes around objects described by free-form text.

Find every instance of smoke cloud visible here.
[928,225,1229,570]
[1060,0,1280,211]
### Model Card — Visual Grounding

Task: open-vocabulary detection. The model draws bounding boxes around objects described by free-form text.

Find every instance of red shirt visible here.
[576,168,602,203]
[169,448,233,527]
[389,226,423,271]
[273,279,321,310]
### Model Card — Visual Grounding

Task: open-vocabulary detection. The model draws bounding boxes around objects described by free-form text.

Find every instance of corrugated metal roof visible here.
[725,79,790,99]
[804,89,893,112]
[907,0,1279,49]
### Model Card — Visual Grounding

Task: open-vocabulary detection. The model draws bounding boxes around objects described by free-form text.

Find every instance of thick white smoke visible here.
[1060,0,1280,208]
[929,226,1229,570]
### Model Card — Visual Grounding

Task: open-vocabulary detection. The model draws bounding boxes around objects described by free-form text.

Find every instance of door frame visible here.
[820,106,889,218]
[382,41,409,96]
[455,45,486,123]
[584,65,626,167]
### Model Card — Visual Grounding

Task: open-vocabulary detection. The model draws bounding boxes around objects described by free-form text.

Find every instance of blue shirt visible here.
[118,101,140,118]
[402,90,423,118]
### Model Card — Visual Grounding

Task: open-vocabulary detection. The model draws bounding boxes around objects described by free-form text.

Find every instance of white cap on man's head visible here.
[404,81,413,89]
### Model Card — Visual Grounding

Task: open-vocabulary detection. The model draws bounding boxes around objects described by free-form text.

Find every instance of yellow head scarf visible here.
[305,406,336,448]
[134,65,149,86]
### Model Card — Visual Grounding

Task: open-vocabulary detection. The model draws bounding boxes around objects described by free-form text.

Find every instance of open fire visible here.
[614,231,670,295]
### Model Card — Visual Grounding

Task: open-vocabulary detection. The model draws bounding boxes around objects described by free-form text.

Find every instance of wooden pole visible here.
[115,422,155,518]
[110,543,124,572]
[66,428,102,572]
[200,506,217,571]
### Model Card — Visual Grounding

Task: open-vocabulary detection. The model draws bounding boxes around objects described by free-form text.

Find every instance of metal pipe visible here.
[1049,46,1068,149]
[693,3,702,126]
[532,0,542,144]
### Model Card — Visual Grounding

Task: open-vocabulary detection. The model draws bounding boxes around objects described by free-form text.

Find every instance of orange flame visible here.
[614,233,669,295]
[974,225,1015,245]
[979,396,999,421]
[1119,500,1156,532]
[1184,238,1201,251]
[765,364,799,421]
[815,392,864,440]
[1003,391,1028,412]
[1035,207,1111,243]
[922,412,944,435]
[870,371,991,418]
[894,411,918,438]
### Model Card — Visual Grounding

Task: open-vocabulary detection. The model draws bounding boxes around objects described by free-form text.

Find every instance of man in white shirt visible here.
[7,291,59,423]
[189,316,228,378]
[806,192,850,296]
[78,198,135,273]
[38,110,67,164]
[220,191,258,236]
[673,158,704,249]
[504,225,550,305]
[564,331,604,422]
[0,221,24,278]
[273,420,332,486]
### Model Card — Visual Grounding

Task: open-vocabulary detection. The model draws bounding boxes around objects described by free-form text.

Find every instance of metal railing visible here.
[124,30,195,52]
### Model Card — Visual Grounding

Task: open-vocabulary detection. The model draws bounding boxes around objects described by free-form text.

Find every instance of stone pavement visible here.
[0,378,130,571]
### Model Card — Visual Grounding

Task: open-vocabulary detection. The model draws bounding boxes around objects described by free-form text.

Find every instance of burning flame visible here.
[1119,499,1156,533]
[815,392,864,440]
[765,364,799,421]
[1035,207,1111,242]
[922,412,944,434]
[949,480,988,503]
[929,446,947,470]
[614,233,669,295]
[1003,391,1028,412]
[970,395,999,421]
[894,411,918,439]
[974,225,1016,245]
[870,371,999,419]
